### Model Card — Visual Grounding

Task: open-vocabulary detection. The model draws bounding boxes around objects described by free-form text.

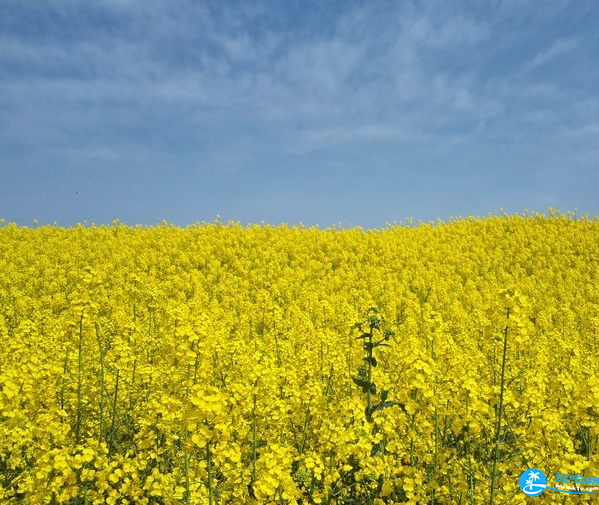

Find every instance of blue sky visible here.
[1,0,598,228]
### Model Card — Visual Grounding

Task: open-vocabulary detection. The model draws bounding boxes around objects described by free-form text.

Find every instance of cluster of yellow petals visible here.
[0,211,598,504]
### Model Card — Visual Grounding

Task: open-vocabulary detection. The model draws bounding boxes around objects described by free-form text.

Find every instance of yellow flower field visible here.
[1,211,598,504]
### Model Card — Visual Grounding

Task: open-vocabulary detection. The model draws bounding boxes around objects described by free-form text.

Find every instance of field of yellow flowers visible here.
[1,212,599,504]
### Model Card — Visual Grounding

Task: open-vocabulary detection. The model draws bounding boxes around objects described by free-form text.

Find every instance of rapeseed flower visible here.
[0,213,598,503]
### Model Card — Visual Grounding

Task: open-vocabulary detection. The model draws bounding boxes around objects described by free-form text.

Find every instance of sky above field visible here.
[1,0,598,228]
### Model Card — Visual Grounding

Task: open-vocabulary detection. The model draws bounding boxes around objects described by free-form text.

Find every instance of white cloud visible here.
[526,38,579,73]
[1,0,598,225]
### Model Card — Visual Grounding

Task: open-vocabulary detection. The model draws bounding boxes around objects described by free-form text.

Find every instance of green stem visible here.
[489,308,510,505]
[275,334,282,367]
[465,395,475,505]
[109,368,120,454]
[432,335,438,502]
[129,359,137,410]
[467,438,474,505]
[206,440,213,505]
[94,323,105,444]
[324,364,334,398]
[60,350,69,410]
[409,413,415,466]
[298,409,310,455]
[366,331,373,416]
[184,360,192,505]
[433,404,438,502]
[75,314,84,445]
[184,447,191,505]
[252,390,257,485]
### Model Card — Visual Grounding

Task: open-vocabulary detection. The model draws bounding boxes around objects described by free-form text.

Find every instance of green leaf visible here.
[352,377,367,389]
[372,401,398,412]
[352,377,376,395]
[363,356,377,367]
[372,342,390,348]
[370,442,384,457]
[355,333,370,340]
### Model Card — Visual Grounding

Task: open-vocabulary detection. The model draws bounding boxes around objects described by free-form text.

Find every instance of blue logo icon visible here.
[519,468,547,496]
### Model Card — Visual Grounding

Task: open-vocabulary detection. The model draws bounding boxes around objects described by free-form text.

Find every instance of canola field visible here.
[1,212,599,505]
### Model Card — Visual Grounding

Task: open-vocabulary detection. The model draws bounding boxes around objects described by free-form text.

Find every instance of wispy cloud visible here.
[526,38,579,72]
[1,0,598,225]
